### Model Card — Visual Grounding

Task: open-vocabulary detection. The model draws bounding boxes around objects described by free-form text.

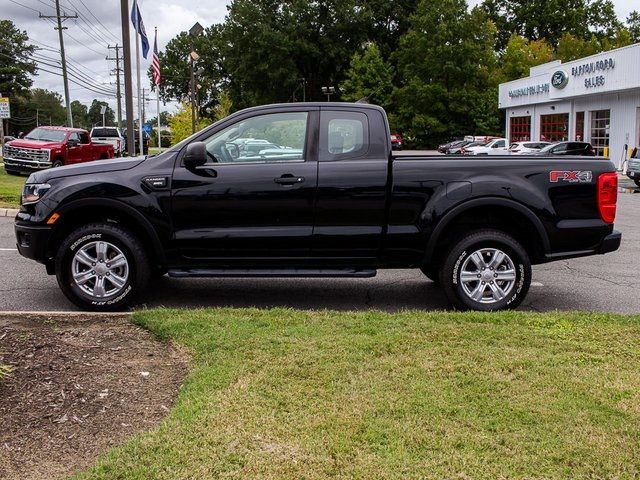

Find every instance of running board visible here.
[167,268,377,279]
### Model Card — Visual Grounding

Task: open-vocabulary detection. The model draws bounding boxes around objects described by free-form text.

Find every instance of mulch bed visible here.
[0,313,188,480]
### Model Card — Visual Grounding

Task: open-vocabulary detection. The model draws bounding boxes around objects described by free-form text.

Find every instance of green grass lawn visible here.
[76,309,640,479]
[0,159,25,208]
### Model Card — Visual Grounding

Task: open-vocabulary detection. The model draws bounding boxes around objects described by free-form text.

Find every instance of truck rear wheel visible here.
[55,223,150,311]
[439,229,531,311]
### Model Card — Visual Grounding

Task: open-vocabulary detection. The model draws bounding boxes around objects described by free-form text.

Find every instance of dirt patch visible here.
[0,313,188,480]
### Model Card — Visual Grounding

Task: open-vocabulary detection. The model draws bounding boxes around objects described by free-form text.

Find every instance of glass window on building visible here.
[575,112,584,141]
[540,113,569,142]
[509,116,531,142]
[590,110,610,157]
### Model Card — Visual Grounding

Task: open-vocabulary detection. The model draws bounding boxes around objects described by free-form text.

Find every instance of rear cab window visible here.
[319,111,370,160]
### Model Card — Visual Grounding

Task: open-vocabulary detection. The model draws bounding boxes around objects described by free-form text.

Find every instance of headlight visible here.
[22,183,51,205]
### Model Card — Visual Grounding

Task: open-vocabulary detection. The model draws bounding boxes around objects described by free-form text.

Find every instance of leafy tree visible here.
[501,35,555,81]
[555,29,632,62]
[481,0,622,48]
[147,110,171,127]
[70,100,89,129]
[340,43,394,109]
[8,89,66,135]
[87,99,115,127]
[627,11,640,43]
[0,20,36,97]
[168,102,209,144]
[212,90,233,121]
[394,1,501,146]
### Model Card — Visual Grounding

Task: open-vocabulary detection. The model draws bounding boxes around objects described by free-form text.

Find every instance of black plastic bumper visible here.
[14,223,53,264]
[597,230,622,255]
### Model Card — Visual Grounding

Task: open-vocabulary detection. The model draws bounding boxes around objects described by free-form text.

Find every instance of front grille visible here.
[3,145,51,167]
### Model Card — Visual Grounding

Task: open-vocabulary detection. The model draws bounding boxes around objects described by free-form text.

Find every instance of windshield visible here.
[24,128,67,142]
[539,143,557,153]
[92,128,119,137]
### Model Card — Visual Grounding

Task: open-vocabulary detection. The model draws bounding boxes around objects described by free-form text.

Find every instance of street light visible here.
[189,22,204,134]
[321,86,335,102]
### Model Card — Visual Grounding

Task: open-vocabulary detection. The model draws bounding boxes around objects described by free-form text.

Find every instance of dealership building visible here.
[498,42,640,168]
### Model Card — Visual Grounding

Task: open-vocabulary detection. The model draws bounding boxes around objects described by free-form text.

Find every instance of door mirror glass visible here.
[68,138,79,148]
[183,141,208,169]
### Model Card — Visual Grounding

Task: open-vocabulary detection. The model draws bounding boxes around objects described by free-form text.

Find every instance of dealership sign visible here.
[508,82,549,98]
[0,97,10,119]
[571,57,615,89]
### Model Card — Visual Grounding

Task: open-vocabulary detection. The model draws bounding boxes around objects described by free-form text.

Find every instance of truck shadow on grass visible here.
[137,272,453,312]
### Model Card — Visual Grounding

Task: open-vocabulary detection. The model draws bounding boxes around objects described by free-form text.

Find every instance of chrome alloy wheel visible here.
[71,241,129,298]
[459,248,517,304]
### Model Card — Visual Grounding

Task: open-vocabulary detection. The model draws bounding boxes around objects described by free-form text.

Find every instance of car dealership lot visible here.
[0,186,638,313]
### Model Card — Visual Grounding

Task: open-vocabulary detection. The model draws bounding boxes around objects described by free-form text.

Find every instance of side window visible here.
[552,143,568,154]
[201,112,308,164]
[80,132,90,144]
[494,140,505,148]
[320,111,369,160]
[68,133,80,144]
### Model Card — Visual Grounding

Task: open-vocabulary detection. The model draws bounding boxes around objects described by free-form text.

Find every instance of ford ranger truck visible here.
[14,103,621,311]
[4,126,114,175]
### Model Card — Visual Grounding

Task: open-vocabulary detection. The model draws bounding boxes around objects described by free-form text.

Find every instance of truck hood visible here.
[6,139,63,149]
[27,156,146,183]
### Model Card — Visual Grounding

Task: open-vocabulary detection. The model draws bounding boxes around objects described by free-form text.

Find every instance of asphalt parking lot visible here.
[0,181,638,313]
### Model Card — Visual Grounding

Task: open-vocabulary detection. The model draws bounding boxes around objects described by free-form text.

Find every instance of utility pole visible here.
[107,44,123,128]
[120,0,135,156]
[40,0,77,128]
[141,87,150,126]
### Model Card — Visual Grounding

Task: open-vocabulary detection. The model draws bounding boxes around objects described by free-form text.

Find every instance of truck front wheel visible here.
[55,223,150,311]
[439,229,531,311]
[52,159,64,168]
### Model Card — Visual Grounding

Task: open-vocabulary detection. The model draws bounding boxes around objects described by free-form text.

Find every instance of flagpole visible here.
[155,26,161,153]
[135,8,143,156]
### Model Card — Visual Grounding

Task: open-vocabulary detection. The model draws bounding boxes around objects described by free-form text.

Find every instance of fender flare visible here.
[55,197,166,263]
[424,197,551,263]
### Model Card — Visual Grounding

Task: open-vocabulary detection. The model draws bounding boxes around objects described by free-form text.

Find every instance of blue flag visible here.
[130,0,149,59]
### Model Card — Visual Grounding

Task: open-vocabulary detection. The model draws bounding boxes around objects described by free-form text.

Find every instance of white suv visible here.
[464,138,508,155]
[90,127,125,156]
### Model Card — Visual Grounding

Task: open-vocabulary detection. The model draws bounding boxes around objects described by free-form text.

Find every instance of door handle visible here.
[274,175,305,185]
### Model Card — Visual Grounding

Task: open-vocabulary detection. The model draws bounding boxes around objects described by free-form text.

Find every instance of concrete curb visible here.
[0,208,19,217]
[0,311,133,317]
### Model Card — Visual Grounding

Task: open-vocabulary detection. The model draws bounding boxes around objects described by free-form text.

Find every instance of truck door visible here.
[312,107,390,263]
[170,108,319,263]
[66,132,84,164]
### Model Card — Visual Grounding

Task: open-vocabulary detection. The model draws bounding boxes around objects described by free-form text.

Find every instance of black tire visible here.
[420,266,440,284]
[634,179,640,188]
[55,223,150,311]
[52,159,64,168]
[439,229,531,311]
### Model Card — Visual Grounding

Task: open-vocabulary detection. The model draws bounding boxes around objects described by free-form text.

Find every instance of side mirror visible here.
[68,139,79,148]
[183,141,208,169]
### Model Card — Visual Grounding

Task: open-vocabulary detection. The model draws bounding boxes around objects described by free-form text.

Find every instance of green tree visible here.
[0,20,36,97]
[147,110,171,127]
[168,102,209,144]
[87,99,115,127]
[394,1,501,146]
[501,35,555,81]
[626,11,640,43]
[212,90,233,121]
[555,29,632,62]
[340,43,394,109]
[8,89,66,135]
[70,100,89,129]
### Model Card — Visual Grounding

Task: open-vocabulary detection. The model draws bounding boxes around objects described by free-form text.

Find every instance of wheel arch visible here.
[424,197,550,267]
[47,198,166,268]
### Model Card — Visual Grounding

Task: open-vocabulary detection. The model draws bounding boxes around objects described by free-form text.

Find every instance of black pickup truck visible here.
[14,103,621,311]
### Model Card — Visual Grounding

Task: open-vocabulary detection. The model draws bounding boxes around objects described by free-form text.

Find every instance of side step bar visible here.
[167,268,377,279]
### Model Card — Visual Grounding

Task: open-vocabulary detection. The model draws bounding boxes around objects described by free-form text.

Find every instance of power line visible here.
[36,66,117,97]
[31,53,116,95]
[7,0,40,13]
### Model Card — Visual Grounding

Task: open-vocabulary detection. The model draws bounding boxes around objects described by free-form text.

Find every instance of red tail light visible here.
[597,172,618,224]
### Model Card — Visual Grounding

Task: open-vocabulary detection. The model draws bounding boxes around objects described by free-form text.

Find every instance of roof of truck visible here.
[33,126,88,133]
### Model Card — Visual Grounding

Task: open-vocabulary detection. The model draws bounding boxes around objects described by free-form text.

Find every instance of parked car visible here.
[450,140,479,155]
[626,147,640,187]
[15,102,620,312]
[390,133,403,150]
[508,141,552,154]
[534,142,595,156]
[3,126,115,175]
[90,127,125,156]
[122,130,149,155]
[464,138,509,155]
[3,135,16,143]
[438,139,465,153]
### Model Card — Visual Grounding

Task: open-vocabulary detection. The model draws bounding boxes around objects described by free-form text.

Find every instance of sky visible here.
[3,0,639,120]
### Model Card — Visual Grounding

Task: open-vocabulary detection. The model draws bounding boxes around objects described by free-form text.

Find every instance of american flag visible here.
[152,29,161,86]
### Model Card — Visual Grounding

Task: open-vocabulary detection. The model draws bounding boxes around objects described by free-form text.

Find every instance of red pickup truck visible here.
[3,126,114,175]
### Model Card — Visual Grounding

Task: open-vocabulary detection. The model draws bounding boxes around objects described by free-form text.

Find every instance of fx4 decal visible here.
[549,170,593,183]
